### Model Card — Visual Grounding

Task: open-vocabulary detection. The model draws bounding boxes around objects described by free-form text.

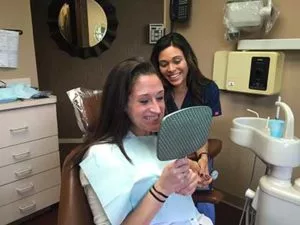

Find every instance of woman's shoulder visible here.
[201,79,220,97]
[80,142,127,175]
[204,80,219,91]
[84,142,117,159]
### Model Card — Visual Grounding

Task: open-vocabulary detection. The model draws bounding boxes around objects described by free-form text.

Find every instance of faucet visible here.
[275,101,294,139]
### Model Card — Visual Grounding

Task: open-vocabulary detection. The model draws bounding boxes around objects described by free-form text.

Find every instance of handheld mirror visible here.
[157,106,212,161]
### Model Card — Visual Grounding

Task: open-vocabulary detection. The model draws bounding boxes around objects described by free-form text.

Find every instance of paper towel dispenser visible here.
[213,51,284,95]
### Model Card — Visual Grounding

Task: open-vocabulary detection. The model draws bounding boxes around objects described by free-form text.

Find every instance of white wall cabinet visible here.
[0,96,60,225]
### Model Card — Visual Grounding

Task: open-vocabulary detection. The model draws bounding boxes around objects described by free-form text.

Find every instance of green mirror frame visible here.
[48,0,118,59]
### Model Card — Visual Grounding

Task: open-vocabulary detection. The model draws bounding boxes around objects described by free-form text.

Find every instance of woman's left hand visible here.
[197,156,213,187]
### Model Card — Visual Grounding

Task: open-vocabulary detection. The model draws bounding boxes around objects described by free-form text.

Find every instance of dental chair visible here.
[57,93,224,225]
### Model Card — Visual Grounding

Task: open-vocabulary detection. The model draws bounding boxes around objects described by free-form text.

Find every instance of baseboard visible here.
[59,138,84,144]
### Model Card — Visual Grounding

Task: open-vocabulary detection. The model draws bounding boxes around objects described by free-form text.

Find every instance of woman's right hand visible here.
[155,158,190,195]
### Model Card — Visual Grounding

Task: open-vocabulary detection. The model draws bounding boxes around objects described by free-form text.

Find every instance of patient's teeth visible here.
[146,116,158,121]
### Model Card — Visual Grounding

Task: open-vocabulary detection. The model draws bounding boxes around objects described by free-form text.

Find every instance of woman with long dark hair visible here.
[151,32,222,223]
[80,57,213,225]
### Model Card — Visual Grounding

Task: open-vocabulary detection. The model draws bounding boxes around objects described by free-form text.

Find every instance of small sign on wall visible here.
[0,29,19,68]
[149,24,165,44]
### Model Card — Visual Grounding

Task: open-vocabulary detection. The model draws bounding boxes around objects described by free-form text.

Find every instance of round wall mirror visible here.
[48,0,118,59]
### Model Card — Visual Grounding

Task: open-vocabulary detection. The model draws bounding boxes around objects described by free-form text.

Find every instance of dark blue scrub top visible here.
[165,81,222,117]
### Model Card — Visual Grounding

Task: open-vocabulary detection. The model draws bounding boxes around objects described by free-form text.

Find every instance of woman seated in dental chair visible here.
[79,57,213,225]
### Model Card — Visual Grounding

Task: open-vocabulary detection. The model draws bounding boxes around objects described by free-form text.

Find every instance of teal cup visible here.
[268,119,285,138]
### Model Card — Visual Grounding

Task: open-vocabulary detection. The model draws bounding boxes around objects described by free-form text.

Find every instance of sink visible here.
[230,101,300,225]
[231,117,300,168]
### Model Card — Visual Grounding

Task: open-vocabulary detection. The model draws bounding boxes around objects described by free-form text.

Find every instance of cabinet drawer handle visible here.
[15,167,32,178]
[9,126,29,133]
[12,150,31,160]
[16,183,34,195]
[19,201,36,213]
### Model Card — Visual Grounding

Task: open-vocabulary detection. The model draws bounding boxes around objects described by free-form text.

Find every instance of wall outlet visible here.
[1,78,31,86]
[149,24,165,44]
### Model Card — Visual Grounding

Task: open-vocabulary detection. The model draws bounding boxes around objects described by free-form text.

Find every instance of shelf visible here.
[237,39,300,50]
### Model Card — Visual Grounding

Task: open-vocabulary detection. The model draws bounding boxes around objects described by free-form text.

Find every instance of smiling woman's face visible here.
[127,74,165,136]
[158,46,189,87]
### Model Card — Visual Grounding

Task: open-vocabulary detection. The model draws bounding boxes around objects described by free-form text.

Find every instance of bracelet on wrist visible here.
[152,185,169,199]
[149,188,165,203]
[197,152,208,160]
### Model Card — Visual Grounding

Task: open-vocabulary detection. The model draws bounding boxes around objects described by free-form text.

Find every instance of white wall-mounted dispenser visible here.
[224,0,278,41]
[213,51,285,95]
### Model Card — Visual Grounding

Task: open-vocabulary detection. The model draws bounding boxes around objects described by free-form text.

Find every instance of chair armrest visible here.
[207,139,222,159]
[192,189,224,204]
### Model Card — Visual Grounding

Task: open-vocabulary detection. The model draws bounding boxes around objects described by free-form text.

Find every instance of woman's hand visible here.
[175,169,199,196]
[188,160,201,174]
[156,158,190,195]
[197,156,213,187]
[188,157,212,187]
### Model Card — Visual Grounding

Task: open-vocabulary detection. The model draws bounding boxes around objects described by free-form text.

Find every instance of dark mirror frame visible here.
[48,0,118,59]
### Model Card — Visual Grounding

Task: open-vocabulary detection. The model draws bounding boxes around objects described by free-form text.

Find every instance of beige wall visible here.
[31,0,163,138]
[0,0,38,87]
[4,0,298,208]
[165,0,300,207]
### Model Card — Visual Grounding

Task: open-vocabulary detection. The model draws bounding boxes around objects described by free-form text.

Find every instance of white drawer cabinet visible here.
[0,167,60,207]
[0,136,58,167]
[0,102,57,149]
[0,151,60,186]
[0,97,61,225]
[0,185,60,225]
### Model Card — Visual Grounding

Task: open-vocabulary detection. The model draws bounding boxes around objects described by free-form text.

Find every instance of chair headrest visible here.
[67,88,102,139]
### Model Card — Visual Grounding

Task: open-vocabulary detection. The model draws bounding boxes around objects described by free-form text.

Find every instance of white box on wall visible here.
[213,51,285,95]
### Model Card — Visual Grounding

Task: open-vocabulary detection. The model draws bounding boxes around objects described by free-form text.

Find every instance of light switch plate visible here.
[149,24,165,44]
